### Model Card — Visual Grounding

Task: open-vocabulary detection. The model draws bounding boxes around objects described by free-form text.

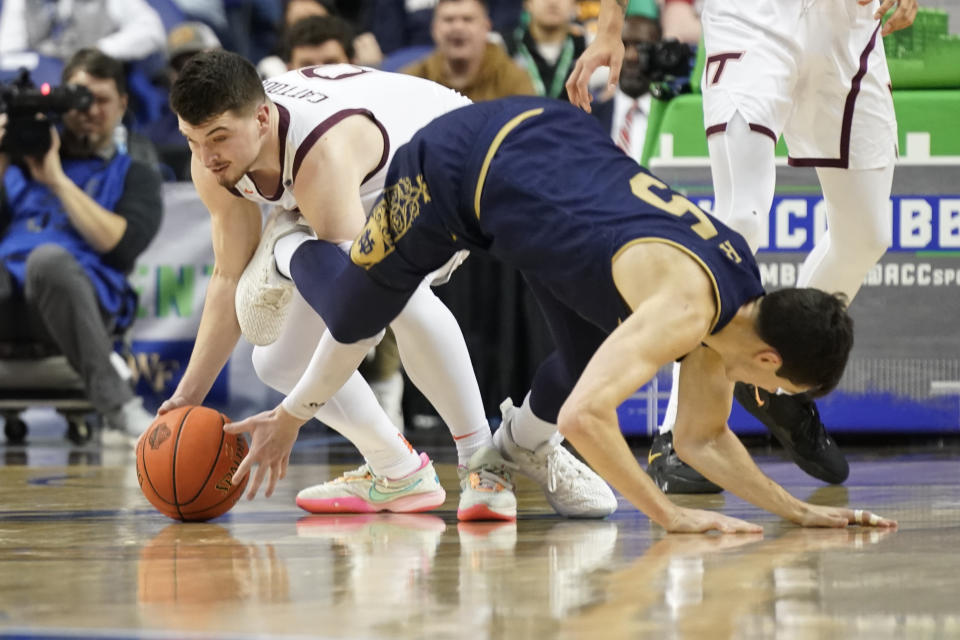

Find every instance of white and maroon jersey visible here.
[232,65,471,214]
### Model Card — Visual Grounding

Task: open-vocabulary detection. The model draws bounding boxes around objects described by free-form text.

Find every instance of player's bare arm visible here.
[558,242,761,533]
[159,153,262,414]
[671,346,897,529]
[291,114,386,243]
[861,0,918,36]
[566,0,627,112]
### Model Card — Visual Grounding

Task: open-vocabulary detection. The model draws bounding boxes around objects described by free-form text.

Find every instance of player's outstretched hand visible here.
[565,31,625,113]
[797,503,898,529]
[224,405,304,500]
[862,0,918,36]
[664,507,765,534]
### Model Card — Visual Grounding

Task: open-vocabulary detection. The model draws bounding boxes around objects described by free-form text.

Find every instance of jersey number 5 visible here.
[630,173,718,240]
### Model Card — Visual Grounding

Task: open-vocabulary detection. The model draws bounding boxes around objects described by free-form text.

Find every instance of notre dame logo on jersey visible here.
[351,175,431,269]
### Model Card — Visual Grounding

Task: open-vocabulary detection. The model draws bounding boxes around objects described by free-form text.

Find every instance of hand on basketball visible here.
[862,0,918,36]
[157,394,195,415]
[797,503,898,529]
[663,507,765,534]
[566,31,625,113]
[224,405,304,500]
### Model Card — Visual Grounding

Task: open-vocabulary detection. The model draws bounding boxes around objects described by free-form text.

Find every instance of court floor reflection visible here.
[1,446,959,639]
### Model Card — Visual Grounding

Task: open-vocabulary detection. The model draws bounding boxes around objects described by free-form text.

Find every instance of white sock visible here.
[274,230,314,279]
[511,392,560,451]
[455,428,493,467]
[390,280,492,442]
[313,378,422,480]
[658,362,681,435]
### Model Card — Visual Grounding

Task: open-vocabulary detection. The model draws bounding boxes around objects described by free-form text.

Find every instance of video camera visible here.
[634,40,694,83]
[0,69,93,158]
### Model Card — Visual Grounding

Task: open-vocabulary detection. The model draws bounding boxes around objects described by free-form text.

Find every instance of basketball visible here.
[135,405,249,522]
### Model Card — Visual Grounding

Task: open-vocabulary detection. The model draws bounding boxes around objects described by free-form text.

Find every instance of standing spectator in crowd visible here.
[0,0,165,63]
[506,0,586,101]
[403,0,535,101]
[145,22,223,180]
[0,49,163,441]
[591,4,660,161]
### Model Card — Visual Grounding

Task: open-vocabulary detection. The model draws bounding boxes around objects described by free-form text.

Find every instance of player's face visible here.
[289,41,350,69]
[433,0,490,63]
[729,357,811,396]
[179,108,265,188]
[526,0,575,30]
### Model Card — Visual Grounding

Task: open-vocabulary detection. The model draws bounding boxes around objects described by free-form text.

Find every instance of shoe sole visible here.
[296,488,446,514]
[457,503,517,522]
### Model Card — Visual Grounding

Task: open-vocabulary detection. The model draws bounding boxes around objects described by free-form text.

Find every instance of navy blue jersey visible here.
[351,97,765,334]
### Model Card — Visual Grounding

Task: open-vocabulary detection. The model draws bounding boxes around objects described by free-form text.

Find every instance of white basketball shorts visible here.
[701,0,898,169]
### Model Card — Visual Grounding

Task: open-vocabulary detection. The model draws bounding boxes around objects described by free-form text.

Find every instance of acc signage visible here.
[694,195,960,253]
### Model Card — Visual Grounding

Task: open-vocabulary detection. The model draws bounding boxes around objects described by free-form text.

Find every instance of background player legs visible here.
[251,290,422,480]
[659,112,776,436]
[797,165,895,300]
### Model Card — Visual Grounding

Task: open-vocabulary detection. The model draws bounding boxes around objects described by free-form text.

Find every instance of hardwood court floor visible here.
[1,434,960,640]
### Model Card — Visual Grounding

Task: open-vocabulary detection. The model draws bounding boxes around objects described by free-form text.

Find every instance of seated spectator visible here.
[372,0,523,56]
[402,0,535,102]
[0,49,163,442]
[282,15,357,69]
[590,5,660,162]
[506,0,586,101]
[259,0,381,77]
[0,0,165,63]
[144,22,223,180]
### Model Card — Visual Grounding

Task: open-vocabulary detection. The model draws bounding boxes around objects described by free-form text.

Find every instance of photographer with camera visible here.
[0,49,162,443]
[591,4,661,161]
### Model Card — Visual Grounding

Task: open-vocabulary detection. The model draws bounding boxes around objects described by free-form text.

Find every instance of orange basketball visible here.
[135,405,249,522]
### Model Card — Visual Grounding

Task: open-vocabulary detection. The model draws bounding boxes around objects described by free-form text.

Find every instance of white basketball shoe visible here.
[235,207,313,346]
[457,446,518,521]
[493,399,618,518]
[295,453,447,514]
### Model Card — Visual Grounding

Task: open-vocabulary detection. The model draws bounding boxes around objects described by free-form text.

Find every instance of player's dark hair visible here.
[755,289,853,397]
[62,48,127,96]
[283,15,355,62]
[170,50,266,125]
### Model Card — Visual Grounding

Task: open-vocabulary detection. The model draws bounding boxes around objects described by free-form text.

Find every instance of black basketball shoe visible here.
[733,382,849,484]
[646,430,723,494]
